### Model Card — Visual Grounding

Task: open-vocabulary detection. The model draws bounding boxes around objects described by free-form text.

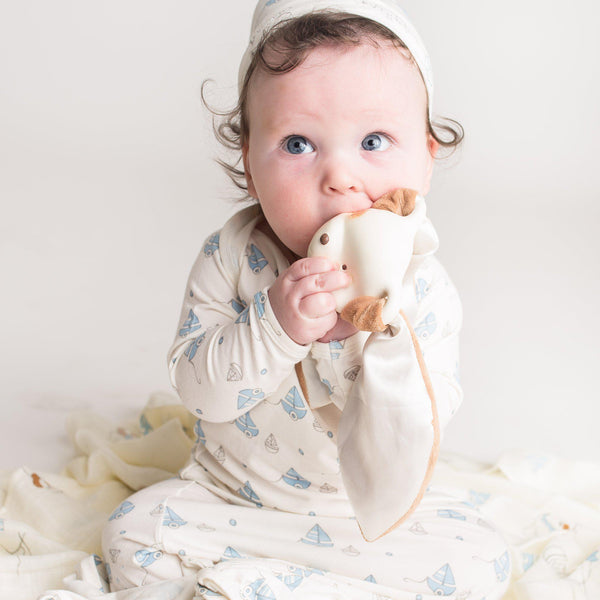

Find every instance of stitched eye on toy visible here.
[319,233,329,245]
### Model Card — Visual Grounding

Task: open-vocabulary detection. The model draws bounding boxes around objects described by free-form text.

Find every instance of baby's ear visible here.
[422,135,439,195]
[428,135,440,159]
[242,144,257,198]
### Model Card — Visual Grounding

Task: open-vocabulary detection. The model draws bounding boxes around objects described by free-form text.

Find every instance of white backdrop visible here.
[1,0,598,471]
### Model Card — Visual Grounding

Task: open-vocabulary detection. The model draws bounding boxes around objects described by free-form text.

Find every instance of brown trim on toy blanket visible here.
[359,309,440,541]
[294,308,439,541]
[294,362,310,408]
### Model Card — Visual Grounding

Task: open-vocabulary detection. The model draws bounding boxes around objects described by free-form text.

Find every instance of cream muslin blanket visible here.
[1,393,598,600]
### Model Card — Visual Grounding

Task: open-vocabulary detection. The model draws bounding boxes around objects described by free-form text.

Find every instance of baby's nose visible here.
[320,157,360,195]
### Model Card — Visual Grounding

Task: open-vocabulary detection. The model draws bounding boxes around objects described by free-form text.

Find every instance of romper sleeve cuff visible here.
[259,285,311,362]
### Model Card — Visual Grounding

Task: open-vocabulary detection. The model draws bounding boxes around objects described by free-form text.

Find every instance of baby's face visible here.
[243,41,438,258]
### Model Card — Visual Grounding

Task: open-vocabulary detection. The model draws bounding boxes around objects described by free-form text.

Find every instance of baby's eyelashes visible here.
[280,132,393,155]
[283,135,314,154]
[361,133,391,152]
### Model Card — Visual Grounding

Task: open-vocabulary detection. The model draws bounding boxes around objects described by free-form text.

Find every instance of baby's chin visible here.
[278,237,304,263]
[282,236,311,261]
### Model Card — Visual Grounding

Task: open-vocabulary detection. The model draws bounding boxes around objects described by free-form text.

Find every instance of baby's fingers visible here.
[298,292,337,319]
[295,269,351,299]
[286,257,338,282]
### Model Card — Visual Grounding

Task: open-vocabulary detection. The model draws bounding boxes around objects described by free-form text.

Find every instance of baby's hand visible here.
[268,257,352,346]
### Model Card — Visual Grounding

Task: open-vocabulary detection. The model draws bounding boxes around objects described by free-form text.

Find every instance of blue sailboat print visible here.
[300,524,334,547]
[541,513,555,532]
[281,386,307,420]
[253,291,267,318]
[321,378,334,395]
[522,552,535,571]
[329,340,344,360]
[415,277,430,302]
[437,509,466,520]
[235,306,251,326]
[134,548,163,567]
[109,501,134,521]
[230,296,248,314]
[194,420,206,445]
[242,577,276,600]
[237,481,263,507]
[463,490,490,508]
[277,570,304,591]
[415,312,437,339]
[364,574,377,583]
[494,551,511,582]
[222,546,243,560]
[184,331,207,360]
[162,507,187,529]
[426,564,456,595]
[237,388,265,410]
[203,233,220,256]
[234,413,259,437]
[282,467,311,489]
[179,309,202,337]
[247,244,268,274]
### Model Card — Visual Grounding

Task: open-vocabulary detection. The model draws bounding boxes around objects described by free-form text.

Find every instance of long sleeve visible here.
[335,255,463,541]
[413,257,463,433]
[167,221,309,424]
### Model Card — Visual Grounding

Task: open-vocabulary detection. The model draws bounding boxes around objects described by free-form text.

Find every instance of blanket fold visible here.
[1,393,599,600]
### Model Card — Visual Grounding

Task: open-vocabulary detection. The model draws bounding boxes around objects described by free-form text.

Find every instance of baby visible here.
[100,1,512,598]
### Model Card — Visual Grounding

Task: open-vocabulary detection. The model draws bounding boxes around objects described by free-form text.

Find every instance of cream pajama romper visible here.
[101,204,512,599]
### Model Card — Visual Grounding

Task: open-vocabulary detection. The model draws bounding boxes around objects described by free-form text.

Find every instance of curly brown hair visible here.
[202,11,464,199]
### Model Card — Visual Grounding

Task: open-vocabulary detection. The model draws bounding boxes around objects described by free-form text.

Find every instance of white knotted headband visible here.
[238,0,433,119]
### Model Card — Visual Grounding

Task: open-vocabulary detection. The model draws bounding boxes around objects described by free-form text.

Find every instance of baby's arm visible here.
[168,233,308,422]
[168,234,351,423]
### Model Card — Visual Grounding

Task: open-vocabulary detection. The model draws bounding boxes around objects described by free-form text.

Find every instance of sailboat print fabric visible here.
[98,474,511,598]
[165,204,464,536]
[33,204,510,598]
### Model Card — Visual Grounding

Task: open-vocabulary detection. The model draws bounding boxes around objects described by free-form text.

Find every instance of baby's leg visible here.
[102,477,228,591]
[360,485,512,599]
[102,478,510,598]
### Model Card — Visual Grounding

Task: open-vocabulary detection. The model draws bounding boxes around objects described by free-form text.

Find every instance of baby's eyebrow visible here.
[263,110,321,131]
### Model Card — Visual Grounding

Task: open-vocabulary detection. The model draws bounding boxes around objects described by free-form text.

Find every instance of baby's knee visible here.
[101,489,170,591]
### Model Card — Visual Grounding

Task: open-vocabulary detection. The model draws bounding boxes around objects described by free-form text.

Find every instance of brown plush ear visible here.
[340,296,387,332]
[372,188,417,216]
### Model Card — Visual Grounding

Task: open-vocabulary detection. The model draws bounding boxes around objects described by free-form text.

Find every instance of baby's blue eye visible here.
[285,135,314,154]
[361,133,390,151]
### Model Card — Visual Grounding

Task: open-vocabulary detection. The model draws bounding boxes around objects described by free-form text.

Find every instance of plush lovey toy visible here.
[305,188,441,541]
[307,188,438,331]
